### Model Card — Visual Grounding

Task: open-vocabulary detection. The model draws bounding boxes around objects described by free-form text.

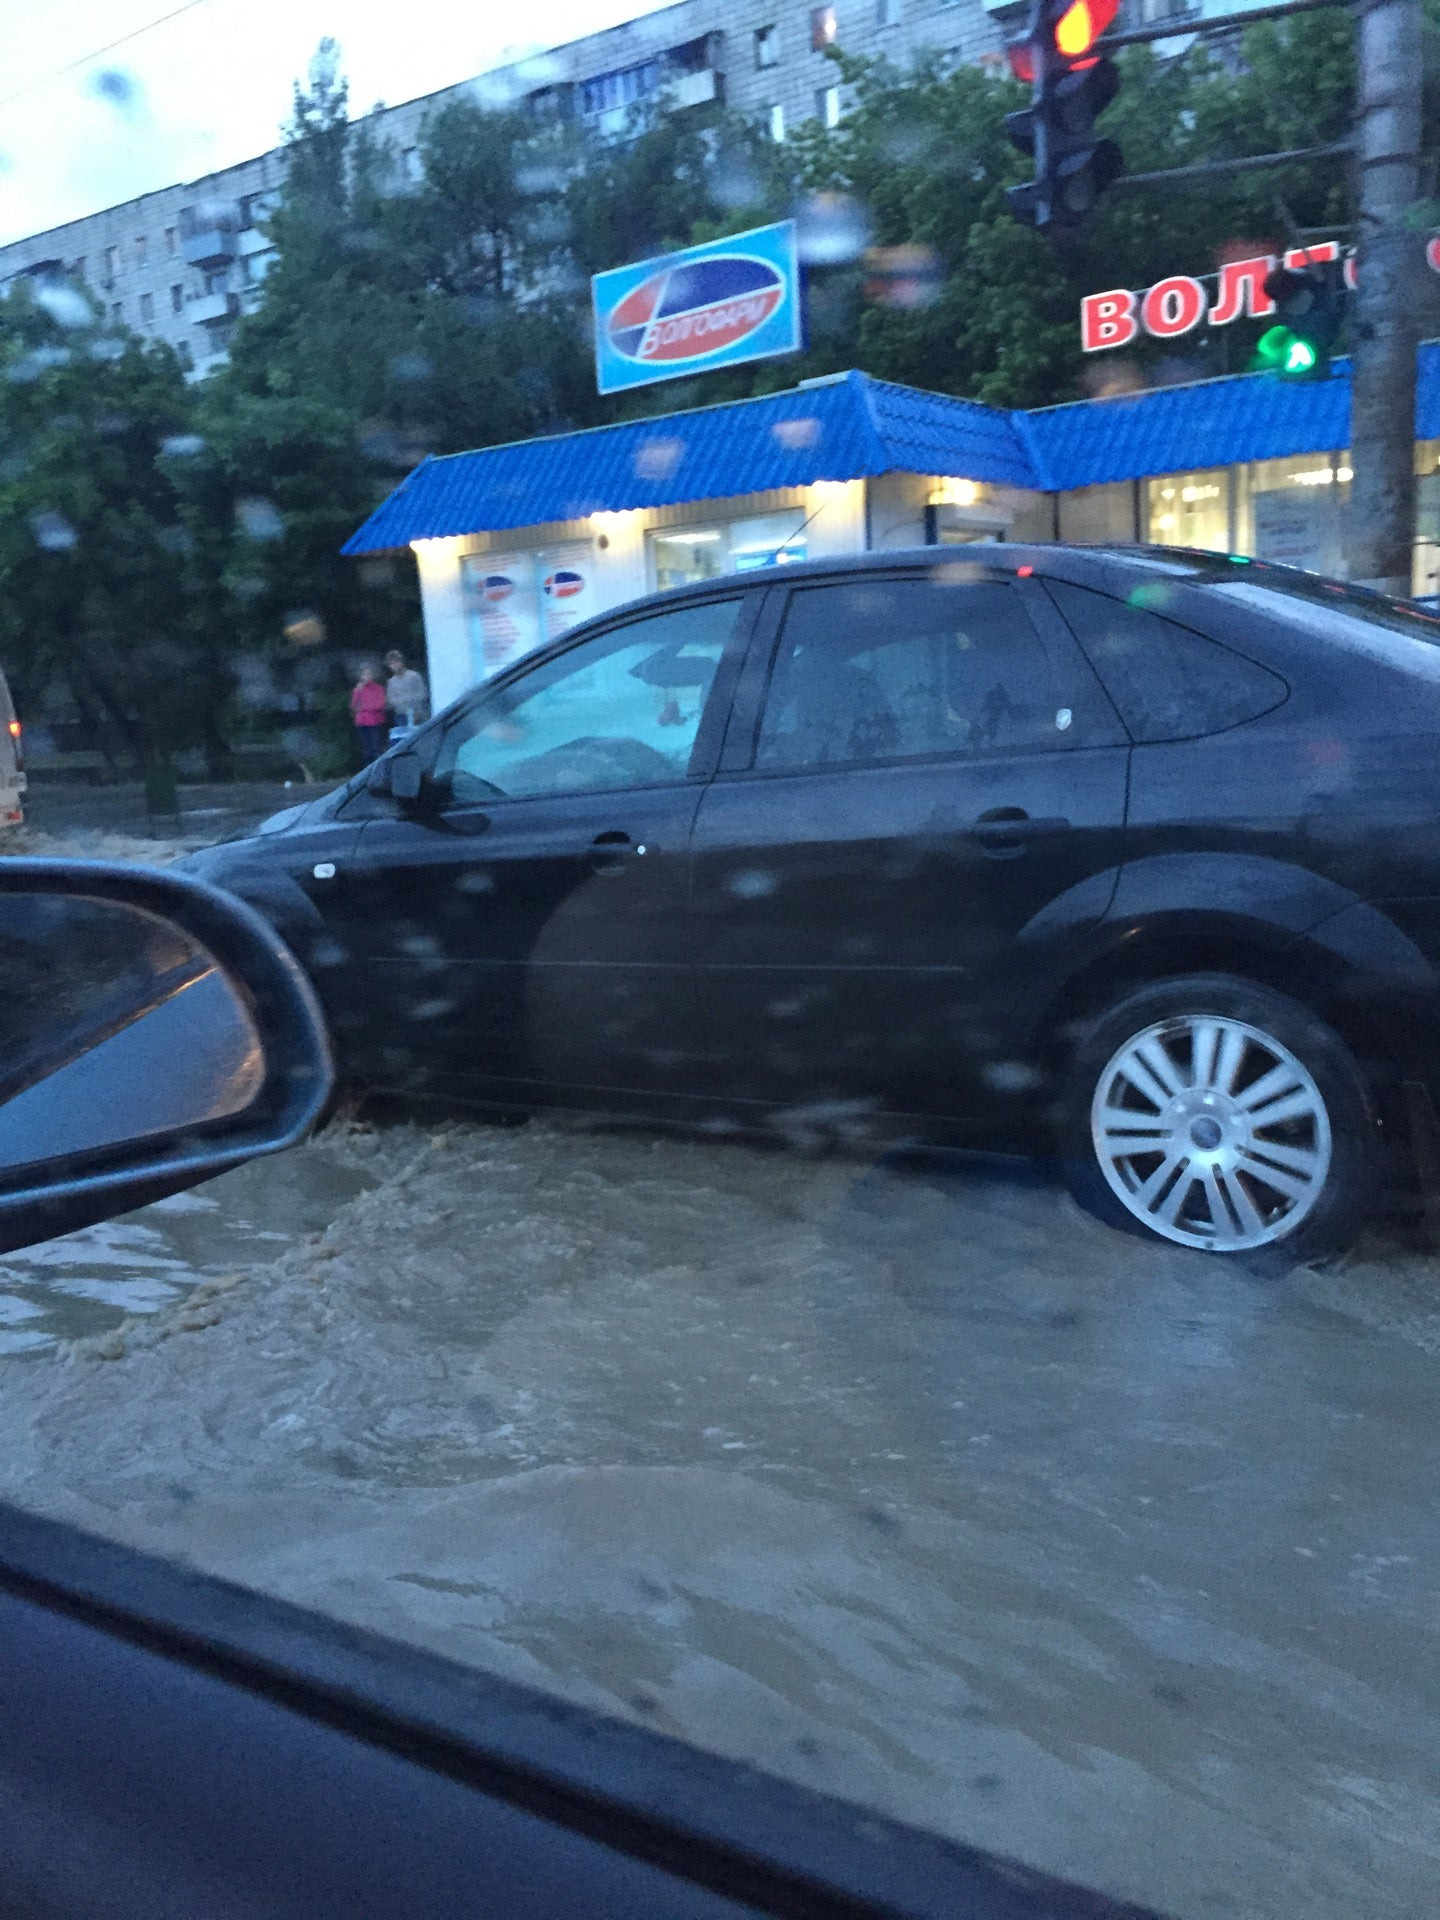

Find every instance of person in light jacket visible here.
[384,650,430,736]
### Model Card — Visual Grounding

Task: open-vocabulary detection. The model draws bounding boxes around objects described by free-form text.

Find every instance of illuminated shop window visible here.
[649,511,807,591]
[1145,469,1229,552]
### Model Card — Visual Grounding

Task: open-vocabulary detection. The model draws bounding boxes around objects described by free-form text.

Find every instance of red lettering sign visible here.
[1080,288,1139,352]
[1284,242,1340,270]
[1141,275,1206,339]
[1209,256,1277,326]
[1078,239,1440,349]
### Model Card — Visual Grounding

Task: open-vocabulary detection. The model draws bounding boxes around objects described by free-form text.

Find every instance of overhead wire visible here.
[0,0,214,112]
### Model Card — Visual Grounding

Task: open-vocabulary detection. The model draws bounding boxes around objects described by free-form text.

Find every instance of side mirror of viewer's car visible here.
[0,860,333,1253]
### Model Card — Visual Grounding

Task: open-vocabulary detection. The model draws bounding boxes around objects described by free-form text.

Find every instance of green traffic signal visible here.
[1254,323,1320,380]
[1284,335,1317,375]
[1252,261,1346,381]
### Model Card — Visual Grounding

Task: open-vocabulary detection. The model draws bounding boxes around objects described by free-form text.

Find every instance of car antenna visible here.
[760,499,827,569]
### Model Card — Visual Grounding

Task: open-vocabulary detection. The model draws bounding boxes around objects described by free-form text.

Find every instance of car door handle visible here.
[969,808,1071,856]
[588,830,648,873]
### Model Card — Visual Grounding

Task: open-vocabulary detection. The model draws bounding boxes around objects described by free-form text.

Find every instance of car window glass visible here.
[433,598,742,804]
[755,578,1067,771]
[1044,579,1288,742]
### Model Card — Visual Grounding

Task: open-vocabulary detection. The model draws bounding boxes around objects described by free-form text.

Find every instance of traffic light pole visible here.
[1348,0,1425,594]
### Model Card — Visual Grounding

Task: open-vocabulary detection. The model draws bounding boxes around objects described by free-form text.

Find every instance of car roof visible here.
[596,542,1201,624]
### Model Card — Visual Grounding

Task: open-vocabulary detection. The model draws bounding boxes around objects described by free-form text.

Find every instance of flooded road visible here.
[0,1114,1437,1918]
[0,1149,375,1354]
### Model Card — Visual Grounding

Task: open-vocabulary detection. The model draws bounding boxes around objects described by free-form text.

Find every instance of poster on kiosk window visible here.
[461,548,600,682]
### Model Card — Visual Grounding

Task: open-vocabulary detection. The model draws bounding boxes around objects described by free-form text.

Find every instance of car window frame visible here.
[419,586,764,813]
[717,566,1125,779]
[1036,575,1291,746]
[0,1496,1168,1920]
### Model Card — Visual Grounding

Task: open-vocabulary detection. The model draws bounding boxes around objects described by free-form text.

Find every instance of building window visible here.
[110,301,123,323]
[170,283,184,314]
[810,4,838,49]
[648,512,807,592]
[876,0,899,21]
[204,267,230,295]
[1232,455,1352,576]
[164,226,177,256]
[769,103,786,141]
[755,23,778,65]
[401,147,423,184]
[135,234,147,265]
[71,257,86,280]
[139,291,154,323]
[581,58,662,117]
[103,245,119,281]
[525,83,575,123]
[817,84,841,127]
[1146,470,1230,554]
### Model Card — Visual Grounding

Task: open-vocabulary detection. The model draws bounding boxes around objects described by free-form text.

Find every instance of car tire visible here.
[1064,973,1377,1266]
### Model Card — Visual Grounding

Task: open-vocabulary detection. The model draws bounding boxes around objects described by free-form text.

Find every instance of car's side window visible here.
[1044,579,1288,743]
[753,577,1072,773]
[432,598,744,805]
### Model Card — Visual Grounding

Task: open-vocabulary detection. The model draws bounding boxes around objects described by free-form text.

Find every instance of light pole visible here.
[1347,0,1425,594]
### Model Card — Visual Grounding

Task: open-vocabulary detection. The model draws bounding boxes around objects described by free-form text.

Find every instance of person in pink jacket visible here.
[349,664,388,764]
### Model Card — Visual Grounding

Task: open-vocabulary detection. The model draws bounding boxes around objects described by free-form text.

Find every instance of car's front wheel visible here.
[1066,974,1377,1260]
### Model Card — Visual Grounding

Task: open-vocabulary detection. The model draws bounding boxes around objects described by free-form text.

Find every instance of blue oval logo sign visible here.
[606,255,786,367]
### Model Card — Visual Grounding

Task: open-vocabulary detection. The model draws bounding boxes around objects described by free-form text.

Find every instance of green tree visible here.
[0,281,228,774]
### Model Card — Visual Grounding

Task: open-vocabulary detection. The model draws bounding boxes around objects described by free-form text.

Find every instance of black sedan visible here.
[182,544,1440,1260]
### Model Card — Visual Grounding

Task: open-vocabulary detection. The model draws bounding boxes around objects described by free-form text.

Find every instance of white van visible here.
[0,670,24,825]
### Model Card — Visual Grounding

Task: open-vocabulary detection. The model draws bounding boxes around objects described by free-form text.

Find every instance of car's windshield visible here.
[5,6,1440,1918]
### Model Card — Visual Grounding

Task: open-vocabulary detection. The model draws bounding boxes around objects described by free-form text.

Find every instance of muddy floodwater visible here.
[1,1114,1437,1920]
[0,1149,375,1354]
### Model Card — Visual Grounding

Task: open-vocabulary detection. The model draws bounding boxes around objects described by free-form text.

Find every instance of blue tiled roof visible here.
[1021,341,1440,491]
[343,371,1036,552]
[345,347,1440,552]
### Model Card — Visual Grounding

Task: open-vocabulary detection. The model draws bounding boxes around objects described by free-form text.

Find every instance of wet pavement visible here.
[0,1114,1437,1918]
[12,777,337,853]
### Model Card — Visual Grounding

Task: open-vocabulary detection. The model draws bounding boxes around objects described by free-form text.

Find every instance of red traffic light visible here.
[1052,0,1118,56]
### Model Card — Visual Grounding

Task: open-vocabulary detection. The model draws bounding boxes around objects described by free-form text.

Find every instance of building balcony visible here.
[663,67,720,109]
[189,290,241,326]
[237,226,272,257]
[182,228,237,269]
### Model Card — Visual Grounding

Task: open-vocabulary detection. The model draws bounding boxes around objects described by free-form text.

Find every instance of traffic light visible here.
[1005,0,1123,243]
[1253,257,1347,380]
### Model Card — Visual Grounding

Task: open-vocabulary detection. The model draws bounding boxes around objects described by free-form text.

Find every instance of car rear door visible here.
[331,593,754,1103]
[686,566,1131,1124]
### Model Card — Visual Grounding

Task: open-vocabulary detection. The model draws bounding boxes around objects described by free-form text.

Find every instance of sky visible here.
[0,0,649,245]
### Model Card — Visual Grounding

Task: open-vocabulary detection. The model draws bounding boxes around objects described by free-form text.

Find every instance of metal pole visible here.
[1112,140,1352,189]
[1348,0,1425,593]
[1098,0,1343,51]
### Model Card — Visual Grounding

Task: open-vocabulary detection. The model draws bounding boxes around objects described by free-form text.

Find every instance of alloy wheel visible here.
[1090,1013,1333,1251]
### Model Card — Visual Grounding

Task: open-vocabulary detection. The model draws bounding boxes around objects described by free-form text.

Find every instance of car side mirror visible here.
[0,861,333,1254]
[388,749,424,804]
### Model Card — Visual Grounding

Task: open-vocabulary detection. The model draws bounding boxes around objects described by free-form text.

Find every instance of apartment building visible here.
[0,0,1238,375]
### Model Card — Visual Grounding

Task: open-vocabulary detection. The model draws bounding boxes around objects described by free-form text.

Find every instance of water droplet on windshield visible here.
[795,192,872,265]
[29,510,77,551]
